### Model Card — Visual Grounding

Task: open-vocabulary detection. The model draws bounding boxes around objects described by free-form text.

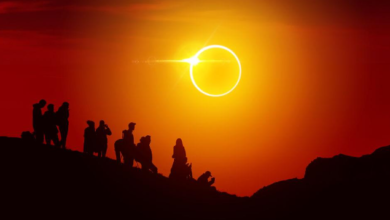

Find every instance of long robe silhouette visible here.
[43,104,59,146]
[169,138,192,180]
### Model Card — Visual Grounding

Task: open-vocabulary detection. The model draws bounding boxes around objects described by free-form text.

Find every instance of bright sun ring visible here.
[189,45,241,97]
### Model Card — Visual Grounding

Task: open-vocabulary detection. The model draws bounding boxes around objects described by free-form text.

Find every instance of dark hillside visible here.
[2,136,390,219]
[0,137,244,219]
[251,146,390,219]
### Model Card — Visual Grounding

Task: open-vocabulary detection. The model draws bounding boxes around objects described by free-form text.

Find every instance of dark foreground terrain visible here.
[1,136,390,219]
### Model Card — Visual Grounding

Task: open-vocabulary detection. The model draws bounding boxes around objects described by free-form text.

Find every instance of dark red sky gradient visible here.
[1,0,390,196]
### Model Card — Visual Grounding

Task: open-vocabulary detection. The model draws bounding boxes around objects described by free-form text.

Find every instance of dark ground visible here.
[1,136,390,219]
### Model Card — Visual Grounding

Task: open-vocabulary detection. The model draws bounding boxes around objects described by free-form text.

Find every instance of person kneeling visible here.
[197,171,215,187]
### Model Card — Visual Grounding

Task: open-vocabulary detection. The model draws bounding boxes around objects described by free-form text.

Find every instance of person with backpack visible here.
[115,122,136,166]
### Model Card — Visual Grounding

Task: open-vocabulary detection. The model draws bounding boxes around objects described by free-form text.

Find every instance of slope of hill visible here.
[0,137,245,219]
[251,145,390,219]
[2,136,390,219]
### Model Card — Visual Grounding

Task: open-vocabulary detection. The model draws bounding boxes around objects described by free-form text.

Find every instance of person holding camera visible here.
[197,171,215,187]
[96,120,112,158]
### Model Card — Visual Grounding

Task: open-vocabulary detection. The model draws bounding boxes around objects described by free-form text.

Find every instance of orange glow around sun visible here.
[1,0,390,197]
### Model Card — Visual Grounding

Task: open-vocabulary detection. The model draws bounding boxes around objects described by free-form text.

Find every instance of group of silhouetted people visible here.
[30,99,215,187]
[114,122,158,173]
[169,138,215,186]
[32,99,69,149]
[83,120,112,157]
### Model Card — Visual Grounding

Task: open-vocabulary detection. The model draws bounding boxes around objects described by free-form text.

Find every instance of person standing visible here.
[96,120,112,158]
[84,120,96,154]
[136,135,157,173]
[122,122,136,167]
[56,102,69,149]
[43,104,60,146]
[32,99,46,144]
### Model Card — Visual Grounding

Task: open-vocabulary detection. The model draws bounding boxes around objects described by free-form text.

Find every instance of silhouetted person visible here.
[32,99,46,143]
[96,120,112,158]
[56,102,69,149]
[84,120,96,154]
[197,171,215,187]
[115,122,136,166]
[21,131,35,143]
[43,104,60,146]
[136,135,157,173]
[169,138,192,180]
[173,138,186,160]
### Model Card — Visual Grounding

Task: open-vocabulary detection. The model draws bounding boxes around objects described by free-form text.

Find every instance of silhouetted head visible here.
[204,171,212,177]
[139,136,146,144]
[87,120,95,128]
[145,135,151,144]
[61,102,69,109]
[39,99,46,108]
[99,120,105,127]
[128,122,136,131]
[176,138,183,147]
[47,104,54,112]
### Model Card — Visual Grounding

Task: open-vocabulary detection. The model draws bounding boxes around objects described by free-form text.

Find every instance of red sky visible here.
[1,0,390,196]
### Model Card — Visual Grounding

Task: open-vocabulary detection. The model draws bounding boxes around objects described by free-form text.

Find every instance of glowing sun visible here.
[183,56,200,66]
[184,45,241,97]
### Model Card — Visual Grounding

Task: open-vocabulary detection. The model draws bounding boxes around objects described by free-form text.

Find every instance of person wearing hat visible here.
[197,171,215,187]
[84,120,96,154]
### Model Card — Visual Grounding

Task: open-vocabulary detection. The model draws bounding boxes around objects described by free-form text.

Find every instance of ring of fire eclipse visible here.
[189,45,241,97]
